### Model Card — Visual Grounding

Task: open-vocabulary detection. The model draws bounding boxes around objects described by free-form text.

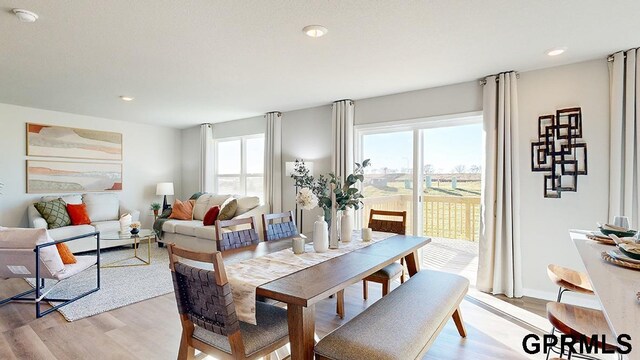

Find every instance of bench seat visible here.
[315,270,469,360]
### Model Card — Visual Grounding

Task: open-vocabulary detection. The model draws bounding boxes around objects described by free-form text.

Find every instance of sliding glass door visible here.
[356,114,482,240]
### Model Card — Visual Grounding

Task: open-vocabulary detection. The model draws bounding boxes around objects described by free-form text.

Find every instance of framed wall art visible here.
[27,160,122,193]
[27,123,122,161]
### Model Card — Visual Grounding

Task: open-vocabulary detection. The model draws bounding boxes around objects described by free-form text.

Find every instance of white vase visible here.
[313,215,329,253]
[340,209,353,243]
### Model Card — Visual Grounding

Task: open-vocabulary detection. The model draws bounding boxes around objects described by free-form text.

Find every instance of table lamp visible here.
[156,182,174,211]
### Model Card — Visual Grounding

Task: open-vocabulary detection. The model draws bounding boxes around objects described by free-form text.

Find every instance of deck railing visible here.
[362,194,481,241]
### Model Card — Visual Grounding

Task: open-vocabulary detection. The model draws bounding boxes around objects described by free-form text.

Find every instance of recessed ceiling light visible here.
[302,25,328,38]
[119,96,134,102]
[546,47,567,56]
[12,9,39,23]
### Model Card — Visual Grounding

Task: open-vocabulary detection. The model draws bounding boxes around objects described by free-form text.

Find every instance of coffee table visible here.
[101,229,154,268]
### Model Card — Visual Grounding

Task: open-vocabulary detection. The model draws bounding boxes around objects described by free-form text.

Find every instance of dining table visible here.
[570,230,640,360]
[222,233,431,360]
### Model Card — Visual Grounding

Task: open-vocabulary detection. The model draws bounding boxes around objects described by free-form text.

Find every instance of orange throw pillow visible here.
[168,199,195,220]
[56,243,77,264]
[66,203,92,225]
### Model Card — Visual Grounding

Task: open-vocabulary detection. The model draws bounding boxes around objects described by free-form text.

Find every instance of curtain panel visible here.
[331,100,355,181]
[477,72,522,298]
[199,123,213,193]
[264,112,282,213]
[609,49,640,227]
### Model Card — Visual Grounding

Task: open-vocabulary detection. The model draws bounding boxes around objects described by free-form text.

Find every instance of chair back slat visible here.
[262,211,298,241]
[168,244,240,337]
[215,217,260,251]
[368,209,407,235]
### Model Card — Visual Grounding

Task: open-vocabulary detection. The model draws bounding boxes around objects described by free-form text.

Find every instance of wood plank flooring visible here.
[0,238,549,359]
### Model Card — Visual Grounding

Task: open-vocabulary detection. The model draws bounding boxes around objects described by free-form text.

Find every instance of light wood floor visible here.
[0,239,550,359]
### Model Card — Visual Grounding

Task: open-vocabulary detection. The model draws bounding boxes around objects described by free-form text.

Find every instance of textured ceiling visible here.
[0,0,638,128]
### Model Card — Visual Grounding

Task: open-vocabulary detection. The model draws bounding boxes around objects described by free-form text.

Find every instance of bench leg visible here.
[362,280,368,300]
[400,258,405,284]
[336,290,345,319]
[382,280,391,296]
[452,307,467,338]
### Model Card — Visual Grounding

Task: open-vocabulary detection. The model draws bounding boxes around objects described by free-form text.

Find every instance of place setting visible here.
[596,216,640,270]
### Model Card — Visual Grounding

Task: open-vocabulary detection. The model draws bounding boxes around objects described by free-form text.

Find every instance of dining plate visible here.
[608,249,640,265]
[619,244,640,260]
[600,227,637,237]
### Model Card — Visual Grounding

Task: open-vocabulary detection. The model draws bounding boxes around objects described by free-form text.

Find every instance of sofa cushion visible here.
[235,196,260,216]
[92,221,120,234]
[67,203,92,225]
[161,220,182,233]
[174,221,204,237]
[42,194,82,205]
[47,225,96,242]
[194,226,217,241]
[218,199,238,221]
[34,199,71,229]
[83,193,119,222]
[203,206,220,226]
[192,194,213,221]
[169,199,195,220]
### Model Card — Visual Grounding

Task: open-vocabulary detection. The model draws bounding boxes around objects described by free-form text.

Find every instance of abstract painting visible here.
[27,123,122,160]
[27,160,122,193]
[531,107,587,198]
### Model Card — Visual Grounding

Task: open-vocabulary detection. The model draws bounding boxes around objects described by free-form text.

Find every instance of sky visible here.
[363,123,482,174]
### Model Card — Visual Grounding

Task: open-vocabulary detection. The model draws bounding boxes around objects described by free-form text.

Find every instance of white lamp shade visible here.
[156,182,174,196]
[286,161,314,176]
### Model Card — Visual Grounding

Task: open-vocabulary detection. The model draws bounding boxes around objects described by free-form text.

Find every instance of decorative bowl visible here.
[130,228,140,235]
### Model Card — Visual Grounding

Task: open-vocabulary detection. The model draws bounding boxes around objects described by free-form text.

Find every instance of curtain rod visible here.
[265,111,282,116]
[478,72,520,86]
[607,47,640,62]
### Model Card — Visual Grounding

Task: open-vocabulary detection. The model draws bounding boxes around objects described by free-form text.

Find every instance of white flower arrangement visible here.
[296,187,318,211]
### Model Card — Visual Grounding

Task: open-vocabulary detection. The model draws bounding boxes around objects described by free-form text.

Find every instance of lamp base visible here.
[162,195,170,212]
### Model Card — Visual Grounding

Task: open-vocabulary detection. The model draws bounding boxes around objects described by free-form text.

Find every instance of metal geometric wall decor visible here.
[531,107,587,198]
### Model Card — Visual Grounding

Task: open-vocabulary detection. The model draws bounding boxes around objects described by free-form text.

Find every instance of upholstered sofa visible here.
[28,193,140,253]
[158,194,268,252]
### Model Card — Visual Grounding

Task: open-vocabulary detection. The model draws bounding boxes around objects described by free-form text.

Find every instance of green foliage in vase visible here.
[149,202,162,211]
[291,159,370,211]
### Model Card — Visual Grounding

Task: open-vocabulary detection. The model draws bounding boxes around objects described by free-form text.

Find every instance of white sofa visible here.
[159,194,268,252]
[28,193,140,253]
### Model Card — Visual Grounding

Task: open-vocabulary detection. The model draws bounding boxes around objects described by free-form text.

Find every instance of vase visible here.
[313,215,329,253]
[340,209,353,243]
[130,228,140,235]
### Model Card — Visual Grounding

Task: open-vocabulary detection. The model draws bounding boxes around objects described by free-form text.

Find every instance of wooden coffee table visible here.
[101,229,154,268]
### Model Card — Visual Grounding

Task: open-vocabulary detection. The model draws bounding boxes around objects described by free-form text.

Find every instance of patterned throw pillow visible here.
[218,199,238,221]
[34,198,71,229]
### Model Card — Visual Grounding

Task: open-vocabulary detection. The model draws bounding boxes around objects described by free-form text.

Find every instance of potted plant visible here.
[150,202,161,217]
[130,221,141,235]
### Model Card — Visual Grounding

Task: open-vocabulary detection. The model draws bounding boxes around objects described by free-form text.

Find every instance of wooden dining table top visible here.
[570,231,640,360]
[222,234,431,306]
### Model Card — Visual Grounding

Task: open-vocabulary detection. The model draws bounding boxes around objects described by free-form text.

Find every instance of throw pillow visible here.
[66,203,92,225]
[34,198,71,229]
[56,243,77,264]
[218,199,238,221]
[168,199,195,220]
[203,206,221,226]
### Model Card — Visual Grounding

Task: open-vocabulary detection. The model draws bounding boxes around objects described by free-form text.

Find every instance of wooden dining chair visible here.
[261,211,298,241]
[362,209,407,299]
[167,243,289,360]
[215,217,260,251]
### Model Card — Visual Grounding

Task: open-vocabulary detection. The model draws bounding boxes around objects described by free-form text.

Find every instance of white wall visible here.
[517,59,609,304]
[0,103,182,229]
[180,125,200,198]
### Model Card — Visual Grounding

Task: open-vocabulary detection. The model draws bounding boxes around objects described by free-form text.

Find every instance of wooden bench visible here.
[314,270,469,360]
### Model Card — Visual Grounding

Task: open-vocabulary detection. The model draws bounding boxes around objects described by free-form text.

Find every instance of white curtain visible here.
[477,72,522,298]
[609,49,640,228]
[264,112,282,213]
[331,100,355,181]
[199,123,213,193]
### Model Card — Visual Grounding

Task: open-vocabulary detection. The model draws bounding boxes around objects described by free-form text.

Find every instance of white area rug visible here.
[26,243,173,321]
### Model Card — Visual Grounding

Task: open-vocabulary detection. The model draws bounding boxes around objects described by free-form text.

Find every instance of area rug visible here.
[25,243,173,321]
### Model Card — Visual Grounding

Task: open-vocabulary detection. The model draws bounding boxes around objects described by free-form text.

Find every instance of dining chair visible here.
[261,211,298,241]
[362,209,407,299]
[215,217,260,251]
[167,243,289,360]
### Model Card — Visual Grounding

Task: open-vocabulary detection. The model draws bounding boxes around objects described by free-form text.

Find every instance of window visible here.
[214,134,264,199]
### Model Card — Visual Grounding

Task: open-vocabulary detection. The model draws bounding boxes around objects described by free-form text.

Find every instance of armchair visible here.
[0,227,100,318]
